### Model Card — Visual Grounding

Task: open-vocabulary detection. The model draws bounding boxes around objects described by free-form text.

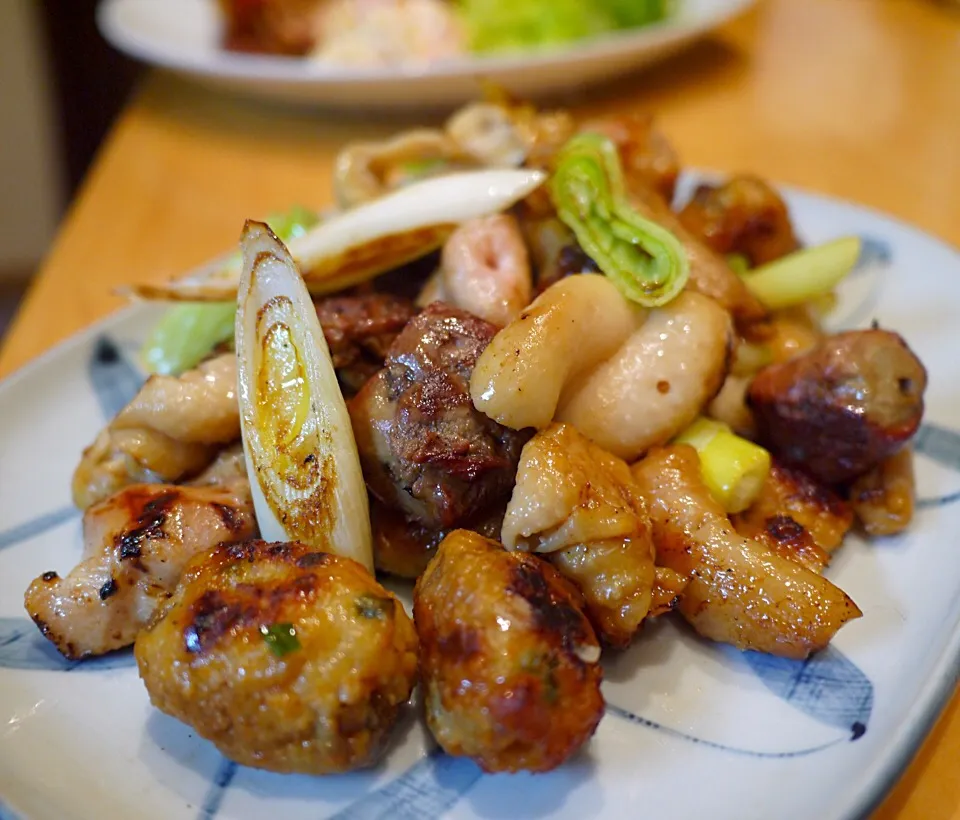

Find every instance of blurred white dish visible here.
[96,0,755,109]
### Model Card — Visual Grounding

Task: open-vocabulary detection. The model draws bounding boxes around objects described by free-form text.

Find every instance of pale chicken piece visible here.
[72,354,241,509]
[631,445,861,658]
[25,473,256,660]
[470,274,645,432]
[503,423,656,647]
[557,291,733,461]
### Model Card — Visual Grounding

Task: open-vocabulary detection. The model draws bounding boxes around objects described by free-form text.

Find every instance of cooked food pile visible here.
[26,95,928,776]
[216,0,670,67]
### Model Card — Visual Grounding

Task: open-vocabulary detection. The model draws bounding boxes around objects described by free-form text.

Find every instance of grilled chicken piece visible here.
[72,353,241,509]
[732,460,853,554]
[135,540,418,774]
[314,291,416,395]
[349,302,528,530]
[502,423,655,647]
[579,113,680,203]
[749,329,927,484]
[414,529,603,773]
[850,447,916,537]
[734,514,829,574]
[25,461,256,660]
[370,495,505,580]
[631,445,861,658]
[677,175,800,266]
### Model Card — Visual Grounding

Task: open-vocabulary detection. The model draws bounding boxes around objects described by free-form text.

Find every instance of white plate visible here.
[96,0,755,109]
[1,181,960,820]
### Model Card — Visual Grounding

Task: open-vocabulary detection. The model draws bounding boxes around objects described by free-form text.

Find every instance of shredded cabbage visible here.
[550,132,688,307]
[141,207,320,375]
[459,0,670,53]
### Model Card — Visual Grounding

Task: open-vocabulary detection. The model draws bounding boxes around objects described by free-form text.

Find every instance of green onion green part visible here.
[141,206,320,375]
[550,132,689,307]
[260,623,301,657]
[739,236,861,311]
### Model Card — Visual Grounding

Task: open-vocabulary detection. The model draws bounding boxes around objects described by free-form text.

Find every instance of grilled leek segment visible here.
[129,168,546,302]
[235,220,373,572]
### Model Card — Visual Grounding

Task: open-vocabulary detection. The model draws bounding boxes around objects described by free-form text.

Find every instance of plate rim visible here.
[95,0,756,85]
[1,180,960,820]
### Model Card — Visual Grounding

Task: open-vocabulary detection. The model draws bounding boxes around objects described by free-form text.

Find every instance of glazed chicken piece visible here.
[349,302,528,530]
[72,353,241,509]
[502,424,655,647]
[732,460,853,555]
[677,175,800,266]
[314,291,416,395]
[414,529,603,773]
[632,445,861,658]
[136,540,418,774]
[749,329,927,484]
[850,448,916,537]
[580,113,681,203]
[26,447,255,660]
[369,495,505,579]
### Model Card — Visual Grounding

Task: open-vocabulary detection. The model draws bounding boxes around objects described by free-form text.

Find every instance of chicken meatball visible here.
[414,530,603,773]
[748,329,927,484]
[135,540,418,774]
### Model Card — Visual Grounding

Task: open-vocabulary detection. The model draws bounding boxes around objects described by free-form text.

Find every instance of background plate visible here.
[96,0,755,109]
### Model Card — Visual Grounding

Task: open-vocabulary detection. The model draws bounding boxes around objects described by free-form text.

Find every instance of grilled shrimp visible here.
[25,453,255,659]
[440,214,533,327]
[72,353,241,509]
[135,540,418,774]
[631,445,861,658]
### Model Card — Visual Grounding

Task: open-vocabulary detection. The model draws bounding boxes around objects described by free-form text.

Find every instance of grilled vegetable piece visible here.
[135,540,418,774]
[236,221,373,572]
[129,169,545,302]
[631,445,861,658]
[350,302,528,530]
[850,448,916,537]
[27,452,256,660]
[732,460,853,553]
[72,352,240,510]
[550,133,689,308]
[502,423,656,647]
[748,329,927,484]
[677,175,800,266]
[414,529,603,773]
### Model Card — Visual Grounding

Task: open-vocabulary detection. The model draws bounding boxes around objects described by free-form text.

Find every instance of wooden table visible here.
[2,0,958,815]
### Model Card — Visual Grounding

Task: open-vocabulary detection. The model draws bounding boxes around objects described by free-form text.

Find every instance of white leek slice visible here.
[235,220,373,573]
[128,168,546,302]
